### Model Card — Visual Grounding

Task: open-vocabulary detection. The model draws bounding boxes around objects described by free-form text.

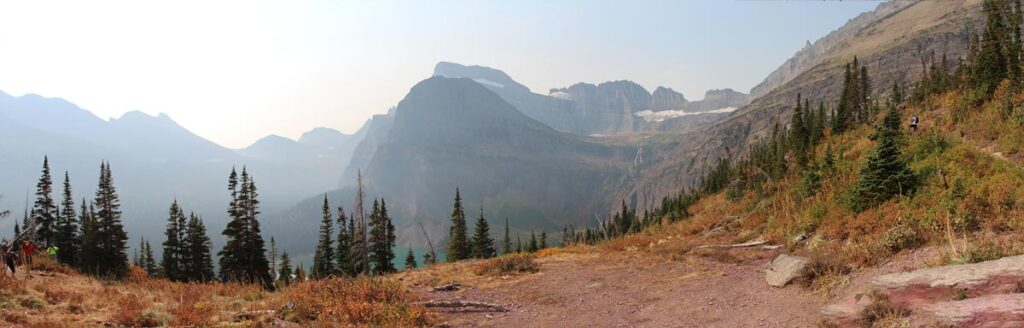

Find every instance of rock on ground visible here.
[765,254,809,287]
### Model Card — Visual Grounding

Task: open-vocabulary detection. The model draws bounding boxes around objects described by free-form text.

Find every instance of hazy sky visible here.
[0,0,879,148]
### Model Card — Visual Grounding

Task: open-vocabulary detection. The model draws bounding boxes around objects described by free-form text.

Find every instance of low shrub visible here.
[861,292,911,327]
[278,277,433,327]
[30,256,75,275]
[474,253,540,276]
[879,223,924,254]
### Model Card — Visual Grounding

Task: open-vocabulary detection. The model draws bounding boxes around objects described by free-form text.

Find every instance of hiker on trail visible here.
[21,240,35,278]
[910,114,919,132]
[3,241,17,277]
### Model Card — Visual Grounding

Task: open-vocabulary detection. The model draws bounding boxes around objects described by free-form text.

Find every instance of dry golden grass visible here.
[0,261,433,327]
[473,253,540,276]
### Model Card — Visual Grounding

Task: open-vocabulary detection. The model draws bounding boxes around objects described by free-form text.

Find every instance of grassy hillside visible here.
[0,257,433,327]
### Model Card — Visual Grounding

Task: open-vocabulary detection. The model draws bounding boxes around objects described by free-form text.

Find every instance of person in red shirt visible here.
[21,240,35,278]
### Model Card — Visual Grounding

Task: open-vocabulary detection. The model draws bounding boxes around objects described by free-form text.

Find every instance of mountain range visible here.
[0,0,980,263]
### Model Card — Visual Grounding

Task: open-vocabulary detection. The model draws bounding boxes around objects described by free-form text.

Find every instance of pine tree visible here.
[278,251,293,287]
[852,107,916,212]
[470,207,496,259]
[161,200,187,281]
[184,213,215,282]
[369,199,396,275]
[527,231,538,253]
[77,200,97,274]
[55,172,80,266]
[295,262,306,282]
[218,167,273,289]
[312,195,334,279]
[219,167,243,280]
[790,93,809,167]
[269,237,277,281]
[404,246,417,270]
[335,205,353,276]
[143,239,157,276]
[93,162,129,278]
[135,239,144,268]
[350,171,370,275]
[502,217,511,255]
[32,156,58,246]
[539,231,547,250]
[447,188,470,262]
[975,0,1011,95]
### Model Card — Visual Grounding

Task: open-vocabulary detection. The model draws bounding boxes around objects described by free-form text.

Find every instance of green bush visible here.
[879,223,924,253]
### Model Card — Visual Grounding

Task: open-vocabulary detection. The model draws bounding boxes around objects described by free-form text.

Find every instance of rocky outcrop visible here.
[748,0,920,98]
[689,89,749,112]
[649,87,688,111]
[822,255,1024,327]
[872,255,1024,308]
[925,294,1024,327]
[765,254,810,287]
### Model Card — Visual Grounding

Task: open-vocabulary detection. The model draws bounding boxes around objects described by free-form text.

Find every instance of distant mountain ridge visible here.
[433,62,750,136]
[0,91,366,256]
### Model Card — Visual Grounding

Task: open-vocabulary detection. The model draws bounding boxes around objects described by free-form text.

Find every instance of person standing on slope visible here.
[910,114,919,132]
[3,241,18,277]
[21,240,35,278]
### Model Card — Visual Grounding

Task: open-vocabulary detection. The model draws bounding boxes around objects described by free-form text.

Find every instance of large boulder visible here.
[924,293,1024,327]
[872,255,1024,308]
[765,254,810,287]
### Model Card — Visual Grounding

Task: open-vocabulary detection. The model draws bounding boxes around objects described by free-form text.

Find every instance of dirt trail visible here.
[403,249,827,328]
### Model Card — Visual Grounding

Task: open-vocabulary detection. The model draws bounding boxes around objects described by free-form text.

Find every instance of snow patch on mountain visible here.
[473,78,504,88]
[634,107,737,122]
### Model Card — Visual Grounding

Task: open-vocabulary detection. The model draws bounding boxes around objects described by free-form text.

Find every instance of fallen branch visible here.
[431,282,461,292]
[415,300,508,313]
[695,240,769,250]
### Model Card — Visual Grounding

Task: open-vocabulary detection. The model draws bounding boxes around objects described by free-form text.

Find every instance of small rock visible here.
[764,254,809,287]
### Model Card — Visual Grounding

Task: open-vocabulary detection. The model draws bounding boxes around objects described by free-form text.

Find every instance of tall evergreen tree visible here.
[55,172,80,266]
[502,217,511,255]
[369,199,396,275]
[143,239,157,276]
[312,195,334,279]
[295,262,306,282]
[161,200,187,281]
[93,162,129,278]
[218,167,273,288]
[447,188,470,262]
[527,231,538,253]
[32,156,58,246]
[269,237,277,281]
[335,205,353,276]
[539,231,547,250]
[135,238,145,269]
[790,93,809,167]
[852,106,916,212]
[278,251,293,287]
[471,207,495,259]
[77,200,98,274]
[350,171,370,275]
[183,213,215,282]
[404,246,417,270]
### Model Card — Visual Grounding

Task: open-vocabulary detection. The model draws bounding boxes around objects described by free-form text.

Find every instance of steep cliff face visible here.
[625,0,984,213]
[748,0,920,99]
[649,87,689,111]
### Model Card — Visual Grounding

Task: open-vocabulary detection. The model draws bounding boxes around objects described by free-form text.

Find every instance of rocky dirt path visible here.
[402,249,827,327]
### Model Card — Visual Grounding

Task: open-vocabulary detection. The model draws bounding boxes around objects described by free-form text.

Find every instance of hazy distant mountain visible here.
[0,91,365,257]
[275,76,639,253]
[435,61,749,136]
